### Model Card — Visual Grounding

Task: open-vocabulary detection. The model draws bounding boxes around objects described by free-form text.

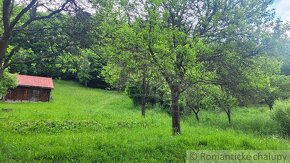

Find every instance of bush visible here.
[272,107,290,137]
[0,71,17,98]
[126,85,141,106]
[126,83,162,107]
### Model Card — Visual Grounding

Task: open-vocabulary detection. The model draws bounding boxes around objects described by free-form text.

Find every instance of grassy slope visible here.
[0,80,289,162]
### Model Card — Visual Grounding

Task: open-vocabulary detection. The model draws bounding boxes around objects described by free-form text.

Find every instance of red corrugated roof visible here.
[17,75,54,89]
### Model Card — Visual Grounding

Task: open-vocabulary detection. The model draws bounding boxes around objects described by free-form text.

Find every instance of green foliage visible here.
[0,71,17,97]
[184,84,216,120]
[126,84,142,106]
[8,10,109,88]
[8,46,36,74]
[213,91,237,110]
[101,63,123,89]
[212,88,237,124]
[281,64,290,76]
[101,20,157,88]
[99,0,286,134]
[125,81,162,107]
[260,75,290,110]
[77,49,104,87]
[77,56,92,87]
[272,107,290,137]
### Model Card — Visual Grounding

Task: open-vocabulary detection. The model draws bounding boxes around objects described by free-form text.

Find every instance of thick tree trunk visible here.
[0,39,9,78]
[1,0,13,77]
[171,85,181,135]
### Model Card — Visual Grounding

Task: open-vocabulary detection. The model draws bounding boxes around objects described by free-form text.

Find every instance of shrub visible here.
[126,85,142,106]
[0,71,17,98]
[126,83,162,107]
[272,107,290,137]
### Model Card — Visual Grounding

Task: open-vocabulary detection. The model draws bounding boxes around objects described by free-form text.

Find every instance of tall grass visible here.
[0,80,289,162]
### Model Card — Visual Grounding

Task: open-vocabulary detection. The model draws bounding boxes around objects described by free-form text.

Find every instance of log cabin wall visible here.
[5,86,51,102]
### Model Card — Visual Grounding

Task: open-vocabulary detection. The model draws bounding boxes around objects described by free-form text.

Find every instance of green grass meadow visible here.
[0,80,289,162]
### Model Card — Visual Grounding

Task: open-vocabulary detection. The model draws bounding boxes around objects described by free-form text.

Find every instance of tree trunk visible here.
[226,110,231,124]
[194,111,199,122]
[0,39,9,78]
[0,68,4,78]
[141,100,145,117]
[269,104,273,111]
[140,72,147,117]
[141,95,146,117]
[171,85,181,135]
[265,99,274,111]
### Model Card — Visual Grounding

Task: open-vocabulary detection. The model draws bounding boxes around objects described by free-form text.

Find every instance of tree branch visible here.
[3,0,12,36]
[3,45,20,68]
[9,0,37,30]
[18,0,75,30]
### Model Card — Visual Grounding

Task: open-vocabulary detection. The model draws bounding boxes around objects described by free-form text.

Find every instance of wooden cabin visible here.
[5,75,54,102]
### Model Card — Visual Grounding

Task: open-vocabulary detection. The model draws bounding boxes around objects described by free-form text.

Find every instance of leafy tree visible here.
[7,9,109,88]
[213,89,237,124]
[54,53,79,79]
[0,70,16,98]
[101,20,161,117]
[77,58,92,87]
[0,0,79,77]
[185,84,214,122]
[278,39,290,75]
[67,10,93,49]
[77,49,95,87]
[261,75,290,110]
[102,0,281,135]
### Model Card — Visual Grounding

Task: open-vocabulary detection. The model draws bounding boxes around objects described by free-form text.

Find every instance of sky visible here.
[273,0,290,22]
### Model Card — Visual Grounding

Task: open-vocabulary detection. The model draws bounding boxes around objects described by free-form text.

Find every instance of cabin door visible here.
[31,89,40,101]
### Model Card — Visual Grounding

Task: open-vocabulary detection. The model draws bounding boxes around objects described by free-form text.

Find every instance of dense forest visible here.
[0,0,290,136]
